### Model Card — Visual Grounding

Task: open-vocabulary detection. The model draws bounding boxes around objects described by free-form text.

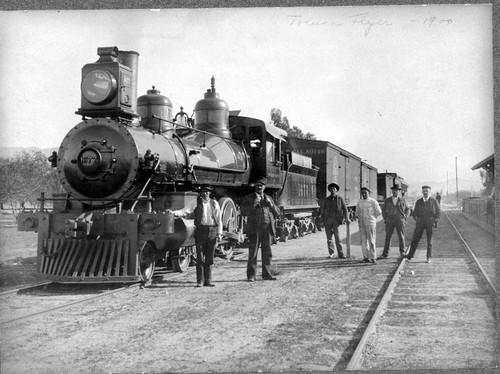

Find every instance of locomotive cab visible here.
[228,115,287,189]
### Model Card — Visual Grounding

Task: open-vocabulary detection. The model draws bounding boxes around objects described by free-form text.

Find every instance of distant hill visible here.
[0,147,58,160]
[405,177,484,197]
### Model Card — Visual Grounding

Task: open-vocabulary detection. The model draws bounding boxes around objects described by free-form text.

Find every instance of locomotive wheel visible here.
[171,247,192,273]
[217,197,238,258]
[138,242,156,283]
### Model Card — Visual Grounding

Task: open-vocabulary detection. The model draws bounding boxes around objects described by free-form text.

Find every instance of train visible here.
[17,46,407,284]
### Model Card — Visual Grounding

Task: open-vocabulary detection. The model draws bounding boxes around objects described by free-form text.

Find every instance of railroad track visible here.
[0,281,139,326]
[0,247,247,327]
[345,209,497,371]
[0,271,185,326]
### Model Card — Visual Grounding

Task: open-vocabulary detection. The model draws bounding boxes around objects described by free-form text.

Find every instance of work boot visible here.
[204,280,215,287]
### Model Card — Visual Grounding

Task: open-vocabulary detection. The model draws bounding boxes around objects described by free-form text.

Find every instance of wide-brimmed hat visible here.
[361,187,371,193]
[391,184,402,190]
[255,177,267,186]
[328,183,340,192]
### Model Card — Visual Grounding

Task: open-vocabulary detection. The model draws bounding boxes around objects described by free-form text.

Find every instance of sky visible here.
[0,5,494,192]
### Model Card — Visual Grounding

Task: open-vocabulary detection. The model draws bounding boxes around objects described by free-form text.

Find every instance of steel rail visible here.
[444,211,497,295]
[345,256,407,370]
[0,281,53,297]
[345,210,495,370]
[0,283,138,326]
[0,264,200,327]
[1,244,246,327]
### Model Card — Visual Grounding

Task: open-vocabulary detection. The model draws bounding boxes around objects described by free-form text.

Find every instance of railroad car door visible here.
[368,167,378,199]
[345,156,361,209]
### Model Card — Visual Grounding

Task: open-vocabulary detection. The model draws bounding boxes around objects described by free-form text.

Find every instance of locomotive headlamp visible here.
[76,46,139,119]
[81,69,117,104]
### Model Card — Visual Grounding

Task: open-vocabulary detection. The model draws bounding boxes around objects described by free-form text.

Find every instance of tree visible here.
[270,108,316,140]
[0,150,63,212]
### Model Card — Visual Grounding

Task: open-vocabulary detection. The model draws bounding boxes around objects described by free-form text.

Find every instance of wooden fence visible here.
[462,197,495,234]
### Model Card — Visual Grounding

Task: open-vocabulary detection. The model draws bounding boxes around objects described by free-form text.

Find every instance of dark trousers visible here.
[324,223,344,257]
[195,226,217,284]
[383,218,406,255]
[247,225,273,279]
[407,220,434,260]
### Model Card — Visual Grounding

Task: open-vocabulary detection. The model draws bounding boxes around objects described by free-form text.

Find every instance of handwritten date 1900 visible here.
[413,17,453,28]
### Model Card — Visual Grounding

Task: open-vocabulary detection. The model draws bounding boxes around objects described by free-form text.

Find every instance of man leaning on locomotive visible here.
[168,185,223,287]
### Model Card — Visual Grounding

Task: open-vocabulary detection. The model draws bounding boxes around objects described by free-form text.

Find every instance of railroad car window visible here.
[274,139,281,165]
[266,141,274,162]
[249,126,263,157]
[249,126,262,140]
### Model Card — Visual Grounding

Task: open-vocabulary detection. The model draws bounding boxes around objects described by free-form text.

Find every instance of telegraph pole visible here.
[446,172,449,198]
[455,157,459,208]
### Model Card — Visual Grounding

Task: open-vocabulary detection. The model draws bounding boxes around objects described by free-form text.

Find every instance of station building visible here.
[462,154,495,234]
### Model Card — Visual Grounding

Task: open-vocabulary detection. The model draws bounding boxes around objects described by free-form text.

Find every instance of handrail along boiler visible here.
[17,46,320,283]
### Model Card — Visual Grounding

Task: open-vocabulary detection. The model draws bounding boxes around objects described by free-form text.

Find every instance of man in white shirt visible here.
[356,187,382,264]
[170,185,222,287]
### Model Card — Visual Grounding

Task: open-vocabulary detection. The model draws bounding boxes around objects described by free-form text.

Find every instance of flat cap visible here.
[198,184,213,192]
[255,177,267,185]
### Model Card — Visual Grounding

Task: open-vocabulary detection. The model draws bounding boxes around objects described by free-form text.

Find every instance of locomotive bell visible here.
[194,77,231,138]
[137,86,173,133]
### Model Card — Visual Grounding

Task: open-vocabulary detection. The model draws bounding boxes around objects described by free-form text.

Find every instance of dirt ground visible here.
[0,208,496,373]
[0,214,44,290]
[1,216,400,373]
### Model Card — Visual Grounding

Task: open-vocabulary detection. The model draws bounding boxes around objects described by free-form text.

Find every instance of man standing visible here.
[320,182,350,258]
[193,185,223,287]
[405,185,441,263]
[169,184,222,287]
[379,184,410,259]
[241,177,281,281]
[436,192,442,205]
[356,187,382,264]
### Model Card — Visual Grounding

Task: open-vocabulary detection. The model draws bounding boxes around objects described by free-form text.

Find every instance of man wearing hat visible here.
[241,177,281,281]
[379,184,410,259]
[405,185,441,263]
[168,184,222,287]
[320,182,350,258]
[356,187,382,264]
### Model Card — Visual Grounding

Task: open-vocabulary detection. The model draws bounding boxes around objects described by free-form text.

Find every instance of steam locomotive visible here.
[17,46,408,284]
[17,46,319,284]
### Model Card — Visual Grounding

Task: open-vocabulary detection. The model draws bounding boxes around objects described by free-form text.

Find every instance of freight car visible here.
[285,138,378,220]
[377,172,408,208]
[16,46,319,284]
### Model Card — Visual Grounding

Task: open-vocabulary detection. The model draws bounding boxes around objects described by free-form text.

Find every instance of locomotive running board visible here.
[39,238,140,283]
